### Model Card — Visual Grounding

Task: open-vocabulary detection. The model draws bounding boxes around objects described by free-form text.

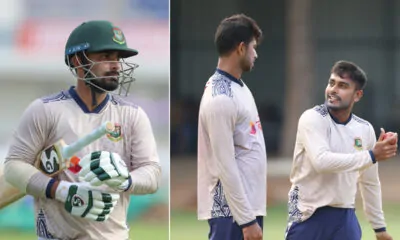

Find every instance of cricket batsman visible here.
[3,20,161,240]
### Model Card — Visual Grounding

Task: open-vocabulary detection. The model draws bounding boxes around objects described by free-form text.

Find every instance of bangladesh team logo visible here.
[107,123,123,142]
[354,137,363,150]
[112,27,126,44]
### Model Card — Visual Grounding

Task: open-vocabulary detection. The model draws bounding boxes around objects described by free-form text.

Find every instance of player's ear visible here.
[70,54,80,68]
[237,42,246,56]
[354,89,363,102]
[71,52,88,68]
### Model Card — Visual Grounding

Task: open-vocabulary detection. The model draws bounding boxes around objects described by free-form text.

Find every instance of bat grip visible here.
[62,121,114,159]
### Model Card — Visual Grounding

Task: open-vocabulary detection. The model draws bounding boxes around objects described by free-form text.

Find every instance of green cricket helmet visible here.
[65,20,139,96]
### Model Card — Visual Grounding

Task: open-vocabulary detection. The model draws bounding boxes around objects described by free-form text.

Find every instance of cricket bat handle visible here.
[38,121,115,176]
[62,121,115,159]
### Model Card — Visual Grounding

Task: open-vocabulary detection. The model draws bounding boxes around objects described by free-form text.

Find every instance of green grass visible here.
[0,220,169,240]
[171,204,400,240]
[129,220,169,239]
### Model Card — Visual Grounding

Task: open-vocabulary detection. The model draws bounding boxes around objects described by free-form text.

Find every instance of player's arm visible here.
[358,124,387,233]
[358,164,387,233]
[4,99,52,198]
[204,95,256,227]
[299,109,375,173]
[125,106,161,195]
[4,100,119,221]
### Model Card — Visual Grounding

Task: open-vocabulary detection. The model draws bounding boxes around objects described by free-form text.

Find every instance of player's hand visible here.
[242,221,263,240]
[376,231,393,240]
[78,151,131,192]
[372,128,398,161]
[55,181,119,222]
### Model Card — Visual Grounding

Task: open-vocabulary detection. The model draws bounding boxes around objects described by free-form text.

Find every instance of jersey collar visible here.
[216,68,244,87]
[326,105,353,125]
[68,86,110,114]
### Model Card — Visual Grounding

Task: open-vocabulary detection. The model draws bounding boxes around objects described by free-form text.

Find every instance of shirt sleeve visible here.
[358,124,386,231]
[299,109,374,173]
[127,107,161,195]
[5,99,49,165]
[4,99,52,197]
[203,95,256,227]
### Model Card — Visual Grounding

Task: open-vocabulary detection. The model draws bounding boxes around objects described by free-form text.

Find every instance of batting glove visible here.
[55,181,119,222]
[78,151,132,192]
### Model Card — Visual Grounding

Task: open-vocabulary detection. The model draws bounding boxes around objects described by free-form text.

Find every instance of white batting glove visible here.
[78,151,132,192]
[55,181,119,222]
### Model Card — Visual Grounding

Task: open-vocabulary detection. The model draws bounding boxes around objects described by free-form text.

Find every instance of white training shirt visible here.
[287,104,386,230]
[197,69,267,226]
[5,86,161,240]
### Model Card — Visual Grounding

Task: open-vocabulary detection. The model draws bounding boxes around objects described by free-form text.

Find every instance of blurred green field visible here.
[171,204,400,240]
[0,220,169,240]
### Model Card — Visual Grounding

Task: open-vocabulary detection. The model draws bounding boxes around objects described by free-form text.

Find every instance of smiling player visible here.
[285,60,397,240]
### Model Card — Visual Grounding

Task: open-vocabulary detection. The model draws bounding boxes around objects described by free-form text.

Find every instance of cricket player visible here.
[4,20,161,240]
[285,60,396,240]
[197,14,266,240]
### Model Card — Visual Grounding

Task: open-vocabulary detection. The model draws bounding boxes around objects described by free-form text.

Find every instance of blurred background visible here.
[0,0,169,239]
[170,0,400,239]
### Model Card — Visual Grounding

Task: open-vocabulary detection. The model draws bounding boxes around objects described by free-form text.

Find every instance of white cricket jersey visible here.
[5,86,161,240]
[197,69,267,226]
[287,104,386,230]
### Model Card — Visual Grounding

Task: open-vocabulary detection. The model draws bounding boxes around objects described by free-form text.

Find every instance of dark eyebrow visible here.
[339,81,350,86]
[329,78,350,87]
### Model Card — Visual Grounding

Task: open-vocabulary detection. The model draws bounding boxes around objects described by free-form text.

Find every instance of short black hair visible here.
[214,14,262,56]
[331,60,367,90]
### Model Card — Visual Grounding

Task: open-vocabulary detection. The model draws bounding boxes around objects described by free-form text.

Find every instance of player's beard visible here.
[325,94,351,111]
[90,71,120,92]
[240,57,253,72]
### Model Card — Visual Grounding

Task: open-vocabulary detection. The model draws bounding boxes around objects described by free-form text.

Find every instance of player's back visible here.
[288,104,374,222]
[197,69,267,220]
[33,86,142,240]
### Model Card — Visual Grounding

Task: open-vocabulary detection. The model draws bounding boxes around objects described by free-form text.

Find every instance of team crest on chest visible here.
[354,137,363,150]
[107,123,123,142]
